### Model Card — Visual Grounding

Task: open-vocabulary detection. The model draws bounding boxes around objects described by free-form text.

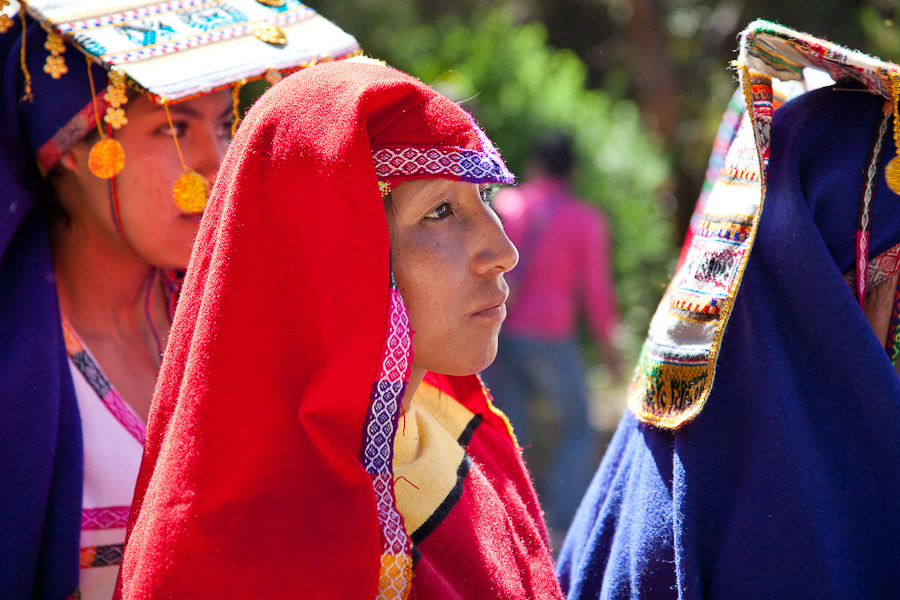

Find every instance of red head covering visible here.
[117,61,519,598]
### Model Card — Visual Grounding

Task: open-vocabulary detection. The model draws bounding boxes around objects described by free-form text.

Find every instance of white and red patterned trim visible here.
[845,241,900,290]
[372,146,515,185]
[36,97,109,175]
[61,318,147,445]
[361,286,413,599]
[854,101,892,305]
[81,506,130,530]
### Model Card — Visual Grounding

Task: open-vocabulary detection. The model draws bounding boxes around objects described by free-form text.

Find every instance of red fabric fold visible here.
[117,62,527,598]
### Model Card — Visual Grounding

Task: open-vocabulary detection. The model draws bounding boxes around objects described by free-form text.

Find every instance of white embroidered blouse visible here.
[62,319,145,600]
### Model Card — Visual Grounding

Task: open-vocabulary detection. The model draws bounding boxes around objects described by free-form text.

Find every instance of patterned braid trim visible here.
[81,506,131,530]
[844,241,900,290]
[362,286,413,599]
[888,280,900,365]
[855,100,893,305]
[372,146,515,185]
[36,97,109,175]
[61,318,146,444]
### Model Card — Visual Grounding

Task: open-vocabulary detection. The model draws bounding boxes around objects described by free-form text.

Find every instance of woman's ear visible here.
[57,149,79,173]
[57,135,97,174]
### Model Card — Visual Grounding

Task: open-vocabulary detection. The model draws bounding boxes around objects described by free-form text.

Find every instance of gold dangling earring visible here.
[103,67,129,129]
[231,78,246,139]
[884,72,900,196]
[19,8,32,101]
[0,0,13,34]
[163,99,208,213]
[42,27,67,79]
[86,59,125,179]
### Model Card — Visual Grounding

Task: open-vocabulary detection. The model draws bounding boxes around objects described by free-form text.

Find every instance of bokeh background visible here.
[299,0,900,436]
[313,0,900,363]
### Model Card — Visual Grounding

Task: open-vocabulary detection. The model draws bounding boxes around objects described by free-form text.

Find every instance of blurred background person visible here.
[482,132,621,539]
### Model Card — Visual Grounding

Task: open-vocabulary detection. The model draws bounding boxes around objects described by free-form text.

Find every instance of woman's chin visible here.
[432,351,498,378]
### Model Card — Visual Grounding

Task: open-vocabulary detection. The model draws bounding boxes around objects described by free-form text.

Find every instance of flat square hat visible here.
[2,0,360,211]
[12,0,359,102]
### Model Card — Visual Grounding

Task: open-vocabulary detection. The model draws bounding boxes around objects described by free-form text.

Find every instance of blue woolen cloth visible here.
[558,85,900,598]
[0,18,108,599]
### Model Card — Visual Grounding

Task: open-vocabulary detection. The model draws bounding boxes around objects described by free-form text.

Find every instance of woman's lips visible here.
[471,297,508,321]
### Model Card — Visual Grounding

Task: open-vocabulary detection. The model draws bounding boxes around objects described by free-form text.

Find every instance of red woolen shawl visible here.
[116,61,528,599]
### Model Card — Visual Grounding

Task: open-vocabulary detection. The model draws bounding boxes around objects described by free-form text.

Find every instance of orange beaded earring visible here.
[85,59,125,179]
[163,99,209,214]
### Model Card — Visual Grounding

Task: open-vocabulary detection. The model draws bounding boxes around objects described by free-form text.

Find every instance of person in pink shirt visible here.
[483,132,620,537]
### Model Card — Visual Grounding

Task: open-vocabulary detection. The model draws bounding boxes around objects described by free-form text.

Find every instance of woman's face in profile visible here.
[57,90,233,269]
[387,179,518,376]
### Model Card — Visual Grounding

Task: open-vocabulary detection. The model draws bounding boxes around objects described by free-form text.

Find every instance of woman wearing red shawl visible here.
[118,61,564,599]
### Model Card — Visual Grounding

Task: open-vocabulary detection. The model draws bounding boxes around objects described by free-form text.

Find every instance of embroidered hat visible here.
[4,0,359,210]
[27,0,358,101]
[629,20,900,428]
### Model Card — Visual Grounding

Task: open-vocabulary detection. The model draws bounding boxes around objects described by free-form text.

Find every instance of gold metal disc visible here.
[88,138,125,179]
[253,23,287,46]
[173,171,208,213]
[887,156,900,196]
[256,0,286,6]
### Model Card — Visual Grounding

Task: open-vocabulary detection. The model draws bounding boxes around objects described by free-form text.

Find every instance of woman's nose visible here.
[189,127,227,184]
[474,209,519,275]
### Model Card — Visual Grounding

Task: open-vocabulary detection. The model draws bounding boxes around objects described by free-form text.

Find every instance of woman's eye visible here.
[480,186,498,203]
[424,202,453,220]
[159,121,187,137]
[219,120,234,140]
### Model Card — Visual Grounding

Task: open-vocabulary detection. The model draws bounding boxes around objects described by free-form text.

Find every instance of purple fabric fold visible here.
[0,16,107,598]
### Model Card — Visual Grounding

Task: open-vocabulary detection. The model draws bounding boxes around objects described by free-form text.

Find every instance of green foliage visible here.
[859,6,900,62]
[374,9,674,356]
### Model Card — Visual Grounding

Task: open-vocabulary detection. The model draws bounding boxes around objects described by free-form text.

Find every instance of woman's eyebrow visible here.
[165,104,233,121]
[407,181,452,204]
[167,104,201,119]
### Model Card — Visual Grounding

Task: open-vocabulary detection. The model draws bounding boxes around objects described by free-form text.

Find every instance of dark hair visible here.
[43,88,139,231]
[44,125,108,230]
[535,132,574,177]
[44,168,73,230]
